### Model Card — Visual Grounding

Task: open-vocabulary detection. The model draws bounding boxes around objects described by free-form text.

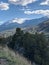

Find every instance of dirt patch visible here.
[0,57,15,65]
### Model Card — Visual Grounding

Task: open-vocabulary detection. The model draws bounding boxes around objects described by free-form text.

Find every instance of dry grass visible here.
[0,46,32,65]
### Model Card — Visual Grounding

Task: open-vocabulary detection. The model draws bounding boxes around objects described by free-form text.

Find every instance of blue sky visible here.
[0,0,49,24]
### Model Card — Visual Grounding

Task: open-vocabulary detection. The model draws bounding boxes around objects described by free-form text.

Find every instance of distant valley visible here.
[0,16,49,38]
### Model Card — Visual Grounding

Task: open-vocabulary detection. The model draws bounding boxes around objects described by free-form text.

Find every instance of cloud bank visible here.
[24,10,49,17]
[40,0,49,5]
[9,0,37,6]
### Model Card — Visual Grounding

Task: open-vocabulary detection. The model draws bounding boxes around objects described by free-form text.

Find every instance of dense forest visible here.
[0,28,49,65]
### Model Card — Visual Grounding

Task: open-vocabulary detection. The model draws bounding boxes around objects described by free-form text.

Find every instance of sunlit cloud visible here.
[40,0,49,5]
[0,2,9,10]
[9,0,37,6]
[24,10,49,17]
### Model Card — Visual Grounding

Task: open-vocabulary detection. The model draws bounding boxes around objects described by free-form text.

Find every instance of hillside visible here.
[0,28,49,65]
[0,29,16,38]
[37,19,49,33]
[0,46,31,65]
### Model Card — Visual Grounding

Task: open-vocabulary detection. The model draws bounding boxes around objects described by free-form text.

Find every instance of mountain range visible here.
[0,16,48,32]
[37,19,49,33]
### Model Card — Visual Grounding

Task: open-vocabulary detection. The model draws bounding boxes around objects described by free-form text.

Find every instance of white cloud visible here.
[9,0,37,6]
[24,10,34,15]
[12,18,28,24]
[24,10,49,16]
[0,2,9,10]
[40,0,49,5]
[21,6,31,11]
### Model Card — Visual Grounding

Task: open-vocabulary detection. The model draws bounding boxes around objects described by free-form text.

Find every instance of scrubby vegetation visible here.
[0,28,49,65]
[0,46,31,65]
